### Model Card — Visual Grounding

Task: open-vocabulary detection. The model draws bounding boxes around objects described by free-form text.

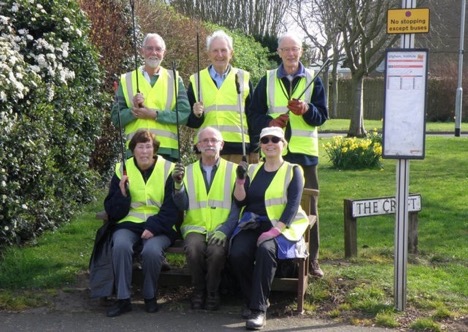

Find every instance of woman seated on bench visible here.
[102,129,179,317]
[229,127,309,330]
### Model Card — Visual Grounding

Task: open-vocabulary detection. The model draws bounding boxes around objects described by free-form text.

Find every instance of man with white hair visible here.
[172,126,239,311]
[186,30,257,164]
[112,33,191,162]
[248,32,328,279]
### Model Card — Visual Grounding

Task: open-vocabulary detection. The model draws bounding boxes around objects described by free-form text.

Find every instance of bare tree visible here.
[289,0,400,136]
[289,0,344,118]
[166,0,289,37]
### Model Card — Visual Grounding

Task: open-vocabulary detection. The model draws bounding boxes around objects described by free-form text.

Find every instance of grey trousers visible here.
[111,228,171,300]
[184,232,227,294]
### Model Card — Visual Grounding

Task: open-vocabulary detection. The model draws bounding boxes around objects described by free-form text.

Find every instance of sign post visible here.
[384,0,429,312]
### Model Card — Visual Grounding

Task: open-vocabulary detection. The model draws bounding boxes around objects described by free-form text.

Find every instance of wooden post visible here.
[408,212,419,254]
[344,199,358,258]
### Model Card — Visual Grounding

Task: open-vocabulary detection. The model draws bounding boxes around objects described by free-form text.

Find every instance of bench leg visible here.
[296,258,308,314]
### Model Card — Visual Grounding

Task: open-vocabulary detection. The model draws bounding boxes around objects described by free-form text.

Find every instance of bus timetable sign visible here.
[387,8,430,34]
[352,194,422,218]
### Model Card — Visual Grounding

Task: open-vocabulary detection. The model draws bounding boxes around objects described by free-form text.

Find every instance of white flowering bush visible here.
[0,0,103,247]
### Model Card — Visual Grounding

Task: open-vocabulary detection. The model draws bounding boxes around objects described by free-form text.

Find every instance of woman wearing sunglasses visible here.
[229,126,309,330]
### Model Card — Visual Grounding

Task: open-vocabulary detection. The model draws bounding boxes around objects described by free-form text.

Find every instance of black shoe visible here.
[206,292,220,311]
[190,291,205,310]
[241,306,251,319]
[246,310,266,330]
[106,299,132,317]
[144,298,159,313]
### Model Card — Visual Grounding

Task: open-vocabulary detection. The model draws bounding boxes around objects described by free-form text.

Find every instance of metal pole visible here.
[455,0,466,137]
[235,73,247,161]
[172,61,181,162]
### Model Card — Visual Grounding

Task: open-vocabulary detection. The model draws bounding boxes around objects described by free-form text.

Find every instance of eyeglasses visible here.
[260,136,281,144]
[279,47,301,53]
[144,46,164,53]
[200,138,221,144]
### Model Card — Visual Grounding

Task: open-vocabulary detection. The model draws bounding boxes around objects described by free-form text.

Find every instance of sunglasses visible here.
[260,136,281,144]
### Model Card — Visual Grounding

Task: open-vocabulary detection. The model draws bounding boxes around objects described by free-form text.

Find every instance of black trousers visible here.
[229,227,277,313]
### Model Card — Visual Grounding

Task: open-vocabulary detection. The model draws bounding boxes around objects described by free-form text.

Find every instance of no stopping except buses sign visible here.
[387,8,430,34]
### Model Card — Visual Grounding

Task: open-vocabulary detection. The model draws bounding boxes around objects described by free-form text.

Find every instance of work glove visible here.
[257,227,281,246]
[208,231,227,246]
[172,162,185,190]
[236,160,248,180]
[287,99,309,115]
[269,113,289,128]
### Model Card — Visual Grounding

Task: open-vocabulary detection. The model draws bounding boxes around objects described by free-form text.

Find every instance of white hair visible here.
[206,30,233,51]
[197,126,223,142]
[277,32,302,48]
[142,33,166,50]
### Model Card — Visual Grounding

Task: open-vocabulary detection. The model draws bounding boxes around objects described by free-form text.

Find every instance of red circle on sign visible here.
[405,11,411,17]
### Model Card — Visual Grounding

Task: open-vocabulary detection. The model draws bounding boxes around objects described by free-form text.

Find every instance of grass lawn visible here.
[0,123,467,330]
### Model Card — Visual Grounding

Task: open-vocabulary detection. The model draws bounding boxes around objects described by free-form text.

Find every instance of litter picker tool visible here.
[129,0,141,106]
[196,31,201,102]
[171,61,181,162]
[294,58,331,100]
[235,73,247,162]
[114,81,129,195]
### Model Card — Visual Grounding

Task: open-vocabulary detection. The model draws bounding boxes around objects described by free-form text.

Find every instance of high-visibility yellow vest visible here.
[266,69,319,157]
[189,67,250,144]
[247,162,309,241]
[114,157,174,224]
[180,159,236,237]
[120,67,179,151]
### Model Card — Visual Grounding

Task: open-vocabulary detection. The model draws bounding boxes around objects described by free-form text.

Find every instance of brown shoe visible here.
[310,260,324,278]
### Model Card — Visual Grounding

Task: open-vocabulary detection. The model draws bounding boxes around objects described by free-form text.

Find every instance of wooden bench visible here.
[95,188,318,314]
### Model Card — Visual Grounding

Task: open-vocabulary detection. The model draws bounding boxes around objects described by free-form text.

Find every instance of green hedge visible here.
[0,0,103,248]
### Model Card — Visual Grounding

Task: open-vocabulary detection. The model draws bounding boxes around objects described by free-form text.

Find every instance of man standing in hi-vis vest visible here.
[186,30,257,164]
[111,33,191,162]
[248,32,328,278]
[172,127,240,311]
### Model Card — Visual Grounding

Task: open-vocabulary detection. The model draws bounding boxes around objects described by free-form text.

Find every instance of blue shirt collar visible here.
[277,62,306,79]
[209,65,231,87]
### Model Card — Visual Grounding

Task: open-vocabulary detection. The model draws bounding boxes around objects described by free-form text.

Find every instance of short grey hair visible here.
[142,33,166,50]
[206,30,233,51]
[277,32,302,48]
[197,126,223,142]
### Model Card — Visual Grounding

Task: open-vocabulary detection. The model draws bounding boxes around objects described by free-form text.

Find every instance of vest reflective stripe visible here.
[114,157,174,224]
[266,69,318,156]
[121,67,178,150]
[181,159,236,237]
[189,68,250,144]
[248,162,309,241]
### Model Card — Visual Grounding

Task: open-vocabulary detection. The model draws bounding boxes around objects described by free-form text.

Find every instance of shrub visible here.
[324,129,383,170]
[0,0,103,248]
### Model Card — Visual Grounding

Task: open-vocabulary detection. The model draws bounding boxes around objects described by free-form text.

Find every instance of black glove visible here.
[236,161,248,180]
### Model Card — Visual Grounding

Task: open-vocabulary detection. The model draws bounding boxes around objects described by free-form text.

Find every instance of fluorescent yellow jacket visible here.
[248,162,309,241]
[180,159,236,237]
[120,67,179,151]
[189,67,250,144]
[114,157,174,224]
[266,69,319,157]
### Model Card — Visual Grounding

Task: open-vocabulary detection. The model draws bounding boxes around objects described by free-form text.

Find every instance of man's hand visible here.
[193,102,204,118]
[172,163,185,190]
[287,99,308,116]
[257,227,281,246]
[133,93,144,108]
[208,231,227,246]
[269,113,289,128]
[141,229,154,240]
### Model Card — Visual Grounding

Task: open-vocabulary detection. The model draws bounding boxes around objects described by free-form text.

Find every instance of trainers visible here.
[310,260,324,278]
[106,299,132,317]
[190,291,205,310]
[246,310,266,330]
[144,298,158,313]
[206,292,220,311]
